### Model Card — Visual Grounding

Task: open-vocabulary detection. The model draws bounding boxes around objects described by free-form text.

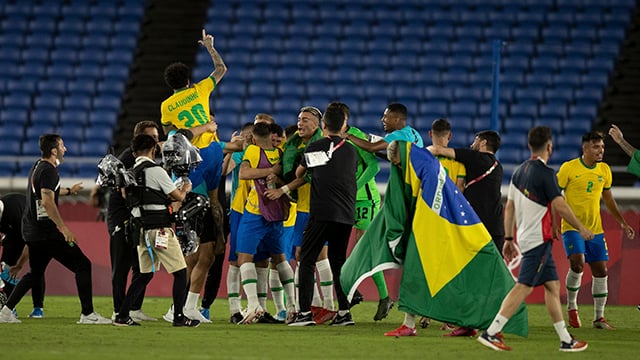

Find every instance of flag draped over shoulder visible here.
[341,142,528,337]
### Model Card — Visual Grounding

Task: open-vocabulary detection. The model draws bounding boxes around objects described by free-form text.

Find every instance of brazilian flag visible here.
[341,141,528,337]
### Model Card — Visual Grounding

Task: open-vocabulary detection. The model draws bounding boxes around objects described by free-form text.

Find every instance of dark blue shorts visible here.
[518,241,558,287]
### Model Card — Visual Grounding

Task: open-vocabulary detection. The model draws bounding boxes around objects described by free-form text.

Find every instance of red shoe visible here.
[313,308,337,325]
[567,309,581,328]
[310,306,323,317]
[478,331,511,351]
[440,323,456,331]
[592,317,615,330]
[444,326,478,337]
[384,325,417,337]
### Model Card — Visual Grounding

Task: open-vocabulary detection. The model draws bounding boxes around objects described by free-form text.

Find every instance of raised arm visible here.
[199,29,227,85]
[608,124,636,157]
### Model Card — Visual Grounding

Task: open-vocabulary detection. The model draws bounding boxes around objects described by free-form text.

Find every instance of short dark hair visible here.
[322,106,345,132]
[528,126,552,152]
[582,130,604,144]
[164,62,190,90]
[284,125,298,138]
[133,120,159,136]
[386,103,408,120]
[131,134,157,155]
[252,122,271,139]
[431,118,451,135]
[327,101,350,119]
[476,130,501,152]
[269,123,284,136]
[240,122,254,132]
[39,134,61,158]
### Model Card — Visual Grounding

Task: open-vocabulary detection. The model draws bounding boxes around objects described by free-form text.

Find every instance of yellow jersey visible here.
[242,144,282,216]
[436,155,466,183]
[557,157,612,233]
[160,76,218,148]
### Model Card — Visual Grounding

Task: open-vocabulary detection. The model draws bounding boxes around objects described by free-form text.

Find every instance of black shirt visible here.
[303,136,357,225]
[0,193,26,238]
[22,160,61,241]
[454,148,504,239]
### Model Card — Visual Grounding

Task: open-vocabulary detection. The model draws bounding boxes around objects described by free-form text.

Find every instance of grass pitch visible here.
[1,296,639,359]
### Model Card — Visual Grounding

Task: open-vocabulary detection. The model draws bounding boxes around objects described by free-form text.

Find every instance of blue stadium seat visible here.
[64,94,93,111]
[30,109,59,128]
[449,100,478,117]
[59,109,89,127]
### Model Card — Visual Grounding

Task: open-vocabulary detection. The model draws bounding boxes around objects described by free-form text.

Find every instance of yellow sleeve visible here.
[242,145,261,168]
[603,163,613,190]
[556,162,569,189]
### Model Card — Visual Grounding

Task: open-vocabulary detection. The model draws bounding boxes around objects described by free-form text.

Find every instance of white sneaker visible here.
[162,305,174,323]
[130,309,157,322]
[111,311,117,321]
[77,312,112,324]
[0,306,21,323]
[184,308,211,323]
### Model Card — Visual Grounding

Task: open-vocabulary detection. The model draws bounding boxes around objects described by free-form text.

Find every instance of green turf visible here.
[1,296,639,359]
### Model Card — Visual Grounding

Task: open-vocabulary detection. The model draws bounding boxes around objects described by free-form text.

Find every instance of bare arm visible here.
[602,189,635,239]
[346,134,389,153]
[455,177,465,193]
[187,121,218,139]
[239,161,279,180]
[609,124,636,157]
[199,29,227,85]
[551,196,594,240]
[41,188,76,244]
[426,144,456,159]
[168,181,191,202]
[264,165,307,200]
[89,185,101,207]
[9,246,29,278]
[208,189,225,244]
[502,199,518,261]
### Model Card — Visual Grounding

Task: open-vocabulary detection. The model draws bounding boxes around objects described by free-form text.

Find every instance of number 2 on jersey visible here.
[177,104,208,127]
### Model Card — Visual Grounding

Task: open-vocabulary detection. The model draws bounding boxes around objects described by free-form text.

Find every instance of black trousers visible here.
[200,250,225,308]
[109,222,146,313]
[0,233,45,307]
[6,236,94,315]
[298,219,352,312]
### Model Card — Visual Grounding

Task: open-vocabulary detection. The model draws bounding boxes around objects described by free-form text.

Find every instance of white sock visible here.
[592,276,608,320]
[227,265,242,314]
[316,258,335,311]
[403,312,416,329]
[185,291,199,311]
[240,263,260,309]
[486,314,509,336]
[256,267,269,311]
[554,321,573,343]
[269,268,285,313]
[565,269,583,310]
[276,261,297,311]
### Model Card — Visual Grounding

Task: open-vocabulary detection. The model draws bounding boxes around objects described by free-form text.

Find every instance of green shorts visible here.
[354,199,380,230]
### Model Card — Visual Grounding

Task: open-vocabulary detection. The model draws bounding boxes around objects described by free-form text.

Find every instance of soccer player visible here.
[428,130,503,337]
[478,126,589,352]
[236,122,297,324]
[345,103,424,320]
[161,29,226,149]
[557,131,634,330]
[386,118,466,336]
[287,105,358,326]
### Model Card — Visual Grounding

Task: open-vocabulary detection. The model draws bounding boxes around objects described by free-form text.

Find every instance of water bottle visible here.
[0,262,19,285]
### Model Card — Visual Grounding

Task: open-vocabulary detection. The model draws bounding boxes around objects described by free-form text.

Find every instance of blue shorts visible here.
[292,211,310,248]
[227,210,242,262]
[562,231,608,263]
[282,223,295,262]
[518,241,559,287]
[236,212,284,256]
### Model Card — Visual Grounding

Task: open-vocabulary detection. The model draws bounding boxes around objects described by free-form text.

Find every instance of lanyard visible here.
[465,160,498,189]
[327,137,346,159]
